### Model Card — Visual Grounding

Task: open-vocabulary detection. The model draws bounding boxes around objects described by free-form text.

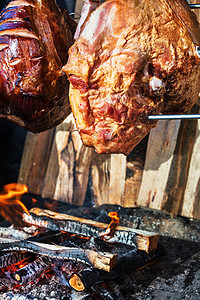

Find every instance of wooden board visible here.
[91,153,126,206]
[122,159,144,207]
[18,129,55,195]
[136,120,181,209]
[42,114,74,202]
[42,113,93,205]
[163,104,200,216]
[75,0,84,16]
[181,116,200,219]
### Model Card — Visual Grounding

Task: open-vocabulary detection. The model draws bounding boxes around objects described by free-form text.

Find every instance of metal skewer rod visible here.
[190,4,200,9]
[148,114,200,120]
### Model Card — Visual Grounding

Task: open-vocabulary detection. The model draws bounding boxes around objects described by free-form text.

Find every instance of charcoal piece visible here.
[60,235,90,248]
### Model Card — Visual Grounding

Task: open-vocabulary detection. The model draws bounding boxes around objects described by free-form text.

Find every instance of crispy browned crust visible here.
[0,0,73,132]
[63,0,200,155]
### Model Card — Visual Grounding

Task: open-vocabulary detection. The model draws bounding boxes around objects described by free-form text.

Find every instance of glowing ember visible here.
[0,183,30,225]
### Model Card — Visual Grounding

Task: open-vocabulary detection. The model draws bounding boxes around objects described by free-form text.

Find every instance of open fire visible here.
[0,183,163,298]
[0,183,29,225]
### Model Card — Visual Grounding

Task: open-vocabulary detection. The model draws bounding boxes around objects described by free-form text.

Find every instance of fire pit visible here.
[0,184,199,299]
[0,183,160,298]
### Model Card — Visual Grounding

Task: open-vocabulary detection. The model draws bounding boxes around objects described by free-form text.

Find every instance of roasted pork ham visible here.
[63,0,200,155]
[0,0,74,132]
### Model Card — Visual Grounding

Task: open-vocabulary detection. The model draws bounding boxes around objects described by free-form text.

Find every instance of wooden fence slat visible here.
[122,159,144,207]
[53,128,75,203]
[18,132,38,185]
[18,129,55,195]
[176,0,200,219]
[75,0,83,15]
[181,118,200,219]
[162,103,200,216]
[42,113,93,205]
[41,115,74,201]
[136,120,181,209]
[71,135,94,206]
[91,153,112,206]
[109,154,126,204]
[91,153,126,206]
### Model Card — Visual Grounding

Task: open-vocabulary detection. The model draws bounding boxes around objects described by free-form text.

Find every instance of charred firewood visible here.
[13,256,51,285]
[23,208,159,252]
[68,244,165,291]
[0,226,31,240]
[61,235,137,258]
[0,280,9,293]
[0,240,117,272]
[0,251,31,269]
[27,230,70,245]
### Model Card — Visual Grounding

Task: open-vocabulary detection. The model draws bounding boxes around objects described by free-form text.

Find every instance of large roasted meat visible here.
[0,0,74,132]
[63,0,200,155]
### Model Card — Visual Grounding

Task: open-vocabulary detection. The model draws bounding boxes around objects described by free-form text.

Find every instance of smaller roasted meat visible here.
[63,0,200,155]
[0,0,74,132]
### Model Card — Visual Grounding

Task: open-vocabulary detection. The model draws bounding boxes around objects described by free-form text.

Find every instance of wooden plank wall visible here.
[18,1,200,220]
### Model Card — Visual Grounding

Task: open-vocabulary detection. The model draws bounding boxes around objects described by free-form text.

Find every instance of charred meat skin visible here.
[0,0,73,133]
[63,0,200,155]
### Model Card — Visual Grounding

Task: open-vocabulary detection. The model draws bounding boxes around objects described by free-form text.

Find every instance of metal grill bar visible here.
[148,114,200,120]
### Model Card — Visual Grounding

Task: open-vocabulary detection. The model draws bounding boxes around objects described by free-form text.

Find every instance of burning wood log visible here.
[0,239,117,272]
[23,208,159,252]
[0,226,31,240]
[13,256,51,285]
[0,251,30,269]
[68,244,165,292]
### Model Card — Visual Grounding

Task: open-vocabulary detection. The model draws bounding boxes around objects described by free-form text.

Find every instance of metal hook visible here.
[69,12,81,19]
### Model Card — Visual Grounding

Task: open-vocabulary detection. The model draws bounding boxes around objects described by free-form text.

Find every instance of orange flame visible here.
[107,211,119,229]
[99,211,120,239]
[0,183,30,225]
